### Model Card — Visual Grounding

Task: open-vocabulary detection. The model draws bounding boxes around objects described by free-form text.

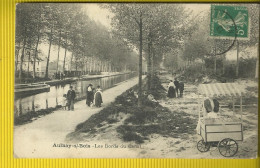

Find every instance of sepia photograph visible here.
[14,3,259,158]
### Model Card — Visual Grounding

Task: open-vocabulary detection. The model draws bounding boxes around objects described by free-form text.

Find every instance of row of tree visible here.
[15,3,138,80]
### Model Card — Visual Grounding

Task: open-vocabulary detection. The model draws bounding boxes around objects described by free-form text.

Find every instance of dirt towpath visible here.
[14,77,141,158]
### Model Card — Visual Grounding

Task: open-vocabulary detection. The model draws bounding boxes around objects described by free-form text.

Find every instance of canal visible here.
[14,73,137,118]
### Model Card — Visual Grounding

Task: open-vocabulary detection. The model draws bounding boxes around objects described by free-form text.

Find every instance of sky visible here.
[83,4,112,29]
[82,3,211,29]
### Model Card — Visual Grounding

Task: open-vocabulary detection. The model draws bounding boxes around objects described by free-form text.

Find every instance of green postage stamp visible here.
[210,5,249,38]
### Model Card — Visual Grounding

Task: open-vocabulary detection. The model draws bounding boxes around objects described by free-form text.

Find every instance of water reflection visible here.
[14,73,136,117]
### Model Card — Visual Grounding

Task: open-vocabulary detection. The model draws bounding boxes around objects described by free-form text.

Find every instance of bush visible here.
[124,107,157,125]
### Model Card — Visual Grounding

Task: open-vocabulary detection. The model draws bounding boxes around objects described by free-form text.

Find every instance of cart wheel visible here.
[218,138,238,157]
[197,139,210,152]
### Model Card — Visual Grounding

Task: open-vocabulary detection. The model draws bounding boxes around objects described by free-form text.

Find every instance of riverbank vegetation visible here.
[14,106,60,125]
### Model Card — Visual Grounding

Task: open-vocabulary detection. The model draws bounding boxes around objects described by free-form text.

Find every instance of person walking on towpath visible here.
[67,86,76,111]
[167,80,176,98]
[174,78,180,98]
[94,85,103,107]
[179,80,184,98]
[86,84,94,107]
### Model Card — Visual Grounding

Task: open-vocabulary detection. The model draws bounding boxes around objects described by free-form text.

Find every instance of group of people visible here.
[62,84,103,111]
[86,84,103,107]
[54,71,66,80]
[167,78,184,98]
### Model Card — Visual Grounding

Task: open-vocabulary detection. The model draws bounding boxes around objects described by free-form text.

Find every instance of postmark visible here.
[210,5,248,39]
[207,5,250,56]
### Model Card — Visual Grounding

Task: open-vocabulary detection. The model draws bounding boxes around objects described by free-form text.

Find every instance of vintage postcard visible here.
[14,3,259,158]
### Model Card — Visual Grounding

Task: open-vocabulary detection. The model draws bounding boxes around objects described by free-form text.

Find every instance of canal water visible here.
[14,73,137,118]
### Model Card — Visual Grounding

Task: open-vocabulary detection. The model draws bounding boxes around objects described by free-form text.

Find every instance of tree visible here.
[16,4,37,80]
[105,4,149,106]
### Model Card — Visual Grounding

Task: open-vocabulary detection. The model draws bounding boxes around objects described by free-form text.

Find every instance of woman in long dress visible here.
[94,86,103,107]
[86,84,94,106]
[167,80,176,98]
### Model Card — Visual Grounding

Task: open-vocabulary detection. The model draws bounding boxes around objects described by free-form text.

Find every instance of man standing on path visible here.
[67,86,76,111]
[174,78,179,98]
[179,81,184,98]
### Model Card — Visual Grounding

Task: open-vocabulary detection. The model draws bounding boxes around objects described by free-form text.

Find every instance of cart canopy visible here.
[198,83,245,97]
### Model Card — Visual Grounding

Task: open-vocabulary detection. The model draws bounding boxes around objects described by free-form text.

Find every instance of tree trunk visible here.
[19,34,27,80]
[256,44,259,78]
[33,32,40,79]
[33,8,42,79]
[27,50,31,77]
[151,45,155,78]
[63,33,67,73]
[255,59,259,78]
[56,29,62,73]
[99,60,102,72]
[147,34,152,90]
[87,57,90,73]
[214,56,217,74]
[222,54,226,75]
[101,61,103,72]
[84,56,87,73]
[214,46,217,74]
[138,14,143,107]
[45,24,54,79]
[75,60,78,71]
[93,58,96,73]
[15,42,21,75]
[70,53,74,71]
[236,40,239,77]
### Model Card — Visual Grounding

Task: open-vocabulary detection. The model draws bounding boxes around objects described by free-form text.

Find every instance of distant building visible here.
[16,59,44,77]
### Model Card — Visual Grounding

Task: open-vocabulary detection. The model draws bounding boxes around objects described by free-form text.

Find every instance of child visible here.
[62,94,68,110]
[94,86,103,107]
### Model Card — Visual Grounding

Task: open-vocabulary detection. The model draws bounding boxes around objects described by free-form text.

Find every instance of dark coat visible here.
[86,91,94,101]
[179,82,184,91]
[167,86,176,98]
[204,99,212,112]
[213,99,219,112]
[94,91,103,107]
[86,86,94,105]
[67,90,76,100]
[174,80,179,89]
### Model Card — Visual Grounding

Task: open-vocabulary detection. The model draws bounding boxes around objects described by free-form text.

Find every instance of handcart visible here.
[196,83,245,157]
